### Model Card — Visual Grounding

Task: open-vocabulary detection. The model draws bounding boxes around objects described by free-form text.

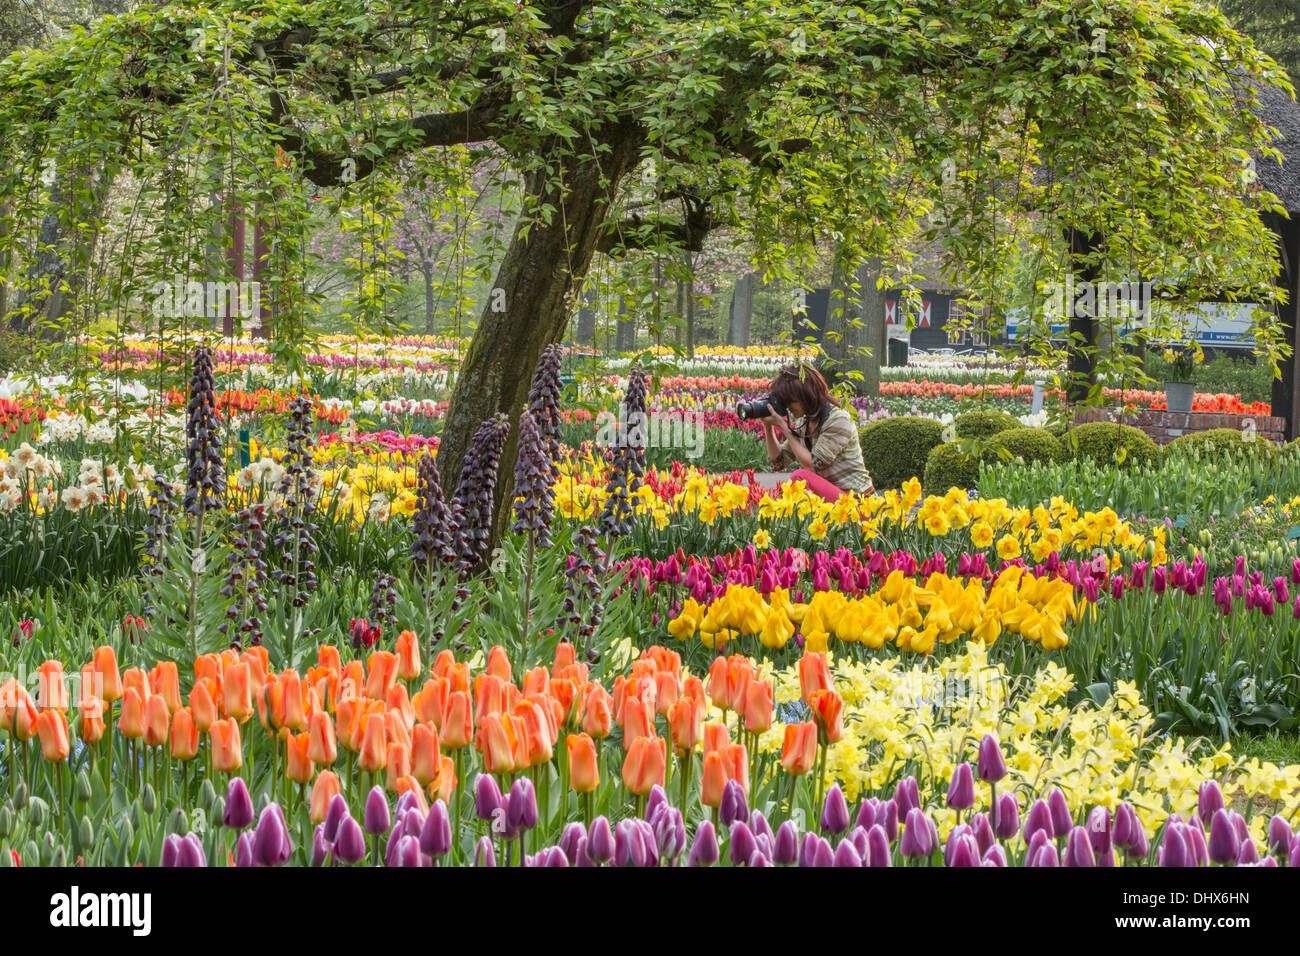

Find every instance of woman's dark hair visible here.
[768,362,838,421]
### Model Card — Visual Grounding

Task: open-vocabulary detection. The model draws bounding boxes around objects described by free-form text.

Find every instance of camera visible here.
[736,395,787,421]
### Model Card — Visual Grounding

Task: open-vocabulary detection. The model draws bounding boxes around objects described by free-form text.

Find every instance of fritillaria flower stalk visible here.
[220,503,270,649]
[183,346,225,663]
[596,368,647,540]
[511,408,554,671]
[449,413,511,576]
[409,451,456,641]
[273,395,320,656]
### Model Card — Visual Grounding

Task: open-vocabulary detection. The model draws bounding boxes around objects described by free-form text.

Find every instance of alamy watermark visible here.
[595,405,704,460]
[1040,277,1152,323]
[150,277,261,321]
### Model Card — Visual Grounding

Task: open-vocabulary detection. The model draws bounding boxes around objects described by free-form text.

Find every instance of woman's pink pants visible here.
[788,468,844,502]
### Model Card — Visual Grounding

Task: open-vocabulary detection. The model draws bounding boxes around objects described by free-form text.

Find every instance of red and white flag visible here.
[885,299,897,325]
[918,301,931,327]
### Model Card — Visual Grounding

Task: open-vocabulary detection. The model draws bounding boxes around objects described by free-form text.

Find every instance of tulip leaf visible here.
[1084,682,1111,707]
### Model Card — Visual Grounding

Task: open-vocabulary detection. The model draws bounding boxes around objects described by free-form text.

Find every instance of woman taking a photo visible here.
[761,363,874,501]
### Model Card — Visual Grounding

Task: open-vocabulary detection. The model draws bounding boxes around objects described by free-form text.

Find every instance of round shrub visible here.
[859,416,944,489]
[954,409,1021,439]
[1065,422,1160,470]
[1045,420,1071,440]
[988,427,1068,466]
[923,441,979,494]
[1163,427,1276,461]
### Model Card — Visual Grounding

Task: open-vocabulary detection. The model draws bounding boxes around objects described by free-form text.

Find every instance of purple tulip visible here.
[689,821,719,867]
[475,774,502,822]
[1159,822,1191,868]
[859,826,886,867]
[508,777,538,832]
[948,833,980,867]
[946,763,976,810]
[1184,817,1209,867]
[180,832,206,868]
[420,801,452,859]
[394,790,421,820]
[994,792,1020,840]
[160,834,182,867]
[311,825,330,867]
[720,780,748,828]
[1062,826,1096,867]
[748,809,773,843]
[728,822,757,867]
[234,831,255,868]
[1087,806,1111,856]
[645,785,669,823]
[1030,844,1060,867]
[798,831,820,867]
[1112,802,1138,850]
[223,777,255,830]
[877,799,899,842]
[323,793,349,843]
[334,814,367,864]
[1047,787,1073,836]
[587,816,614,863]
[855,798,879,831]
[832,840,862,867]
[978,734,1007,783]
[1023,798,1053,844]
[1268,815,1293,858]
[893,776,921,816]
[900,809,934,859]
[1237,839,1259,865]
[1026,828,1049,861]
[812,836,835,867]
[970,812,995,856]
[654,807,687,862]
[474,835,496,867]
[1208,810,1239,865]
[253,804,292,867]
[774,822,799,865]
[559,822,587,866]
[1197,781,1225,827]
[363,786,390,836]
[394,834,423,868]
[982,844,1007,867]
[821,784,851,835]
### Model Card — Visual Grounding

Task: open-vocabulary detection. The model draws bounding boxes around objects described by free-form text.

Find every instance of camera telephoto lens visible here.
[736,395,786,421]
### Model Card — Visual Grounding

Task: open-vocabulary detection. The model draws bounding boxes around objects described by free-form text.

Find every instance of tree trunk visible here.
[615,296,634,352]
[685,264,695,359]
[1066,229,1104,403]
[437,122,645,551]
[821,256,853,385]
[576,283,596,344]
[854,257,886,398]
[728,271,753,347]
[1266,212,1300,440]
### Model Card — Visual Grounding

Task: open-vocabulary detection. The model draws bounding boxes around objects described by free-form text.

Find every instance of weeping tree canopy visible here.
[0,0,1293,541]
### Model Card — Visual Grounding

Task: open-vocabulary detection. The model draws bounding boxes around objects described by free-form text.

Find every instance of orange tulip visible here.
[36,709,70,761]
[335,695,360,753]
[37,660,68,712]
[286,732,314,784]
[223,662,253,722]
[258,675,285,733]
[668,696,703,756]
[79,696,106,745]
[386,683,415,731]
[117,686,146,740]
[395,630,422,682]
[522,666,549,698]
[385,742,411,792]
[340,660,365,702]
[366,651,398,701]
[474,674,506,726]
[0,680,37,740]
[444,662,470,695]
[282,671,308,733]
[77,663,97,710]
[308,710,338,766]
[780,721,818,775]
[728,659,753,720]
[431,755,457,803]
[210,718,243,772]
[567,732,600,793]
[395,775,429,813]
[169,706,200,760]
[485,645,511,683]
[310,771,342,825]
[431,649,455,679]
[318,644,342,674]
[194,653,222,690]
[143,693,170,748]
[702,721,730,755]
[581,684,613,739]
[621,735,667,797]
[349,700,385,753]
[148,661,181,712]
[386,710,412,755]
[700,750,727,807]
[797,652,832,703]
[411,722,442,787]
[553,641,576,676]
[622,694,655,749]
[549,678,578,727]
[653,671,680,717]
[358,713,388,773]
[642,645,682,681]
[310,668,339,712]
[721,742,749,795]
[190,680,218,734]
[515,700,553,766]
[93,646,122,702]
[707,657,730,710]
[744,680,774,734]
[440,691,472,750]
[809,689,844,745]
[477,712,519,774]
[413,677,448,728]
[683,674,706,707]
[239,647,270,698]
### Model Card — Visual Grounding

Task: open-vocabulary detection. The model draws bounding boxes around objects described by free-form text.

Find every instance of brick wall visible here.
[1072,407,1287,446]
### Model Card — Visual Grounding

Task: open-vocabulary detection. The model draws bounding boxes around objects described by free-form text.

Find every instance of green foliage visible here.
[1065,422,1160,470]
[858,416,944,489]
[1144,351,1272,403]
[1164,427,1277,461]
[924,441,979,495]
[989,426,1067,466]
[953,409,1021,439]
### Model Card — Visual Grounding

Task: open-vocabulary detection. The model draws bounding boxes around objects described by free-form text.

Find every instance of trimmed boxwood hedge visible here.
[1163,427,1276,460]
[859,416,944,489]
[989,426,1068,466]
[954,409,1021,439]
[924,427,1067,494]
[923,441,979,494]
[1065,421,1160,470]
